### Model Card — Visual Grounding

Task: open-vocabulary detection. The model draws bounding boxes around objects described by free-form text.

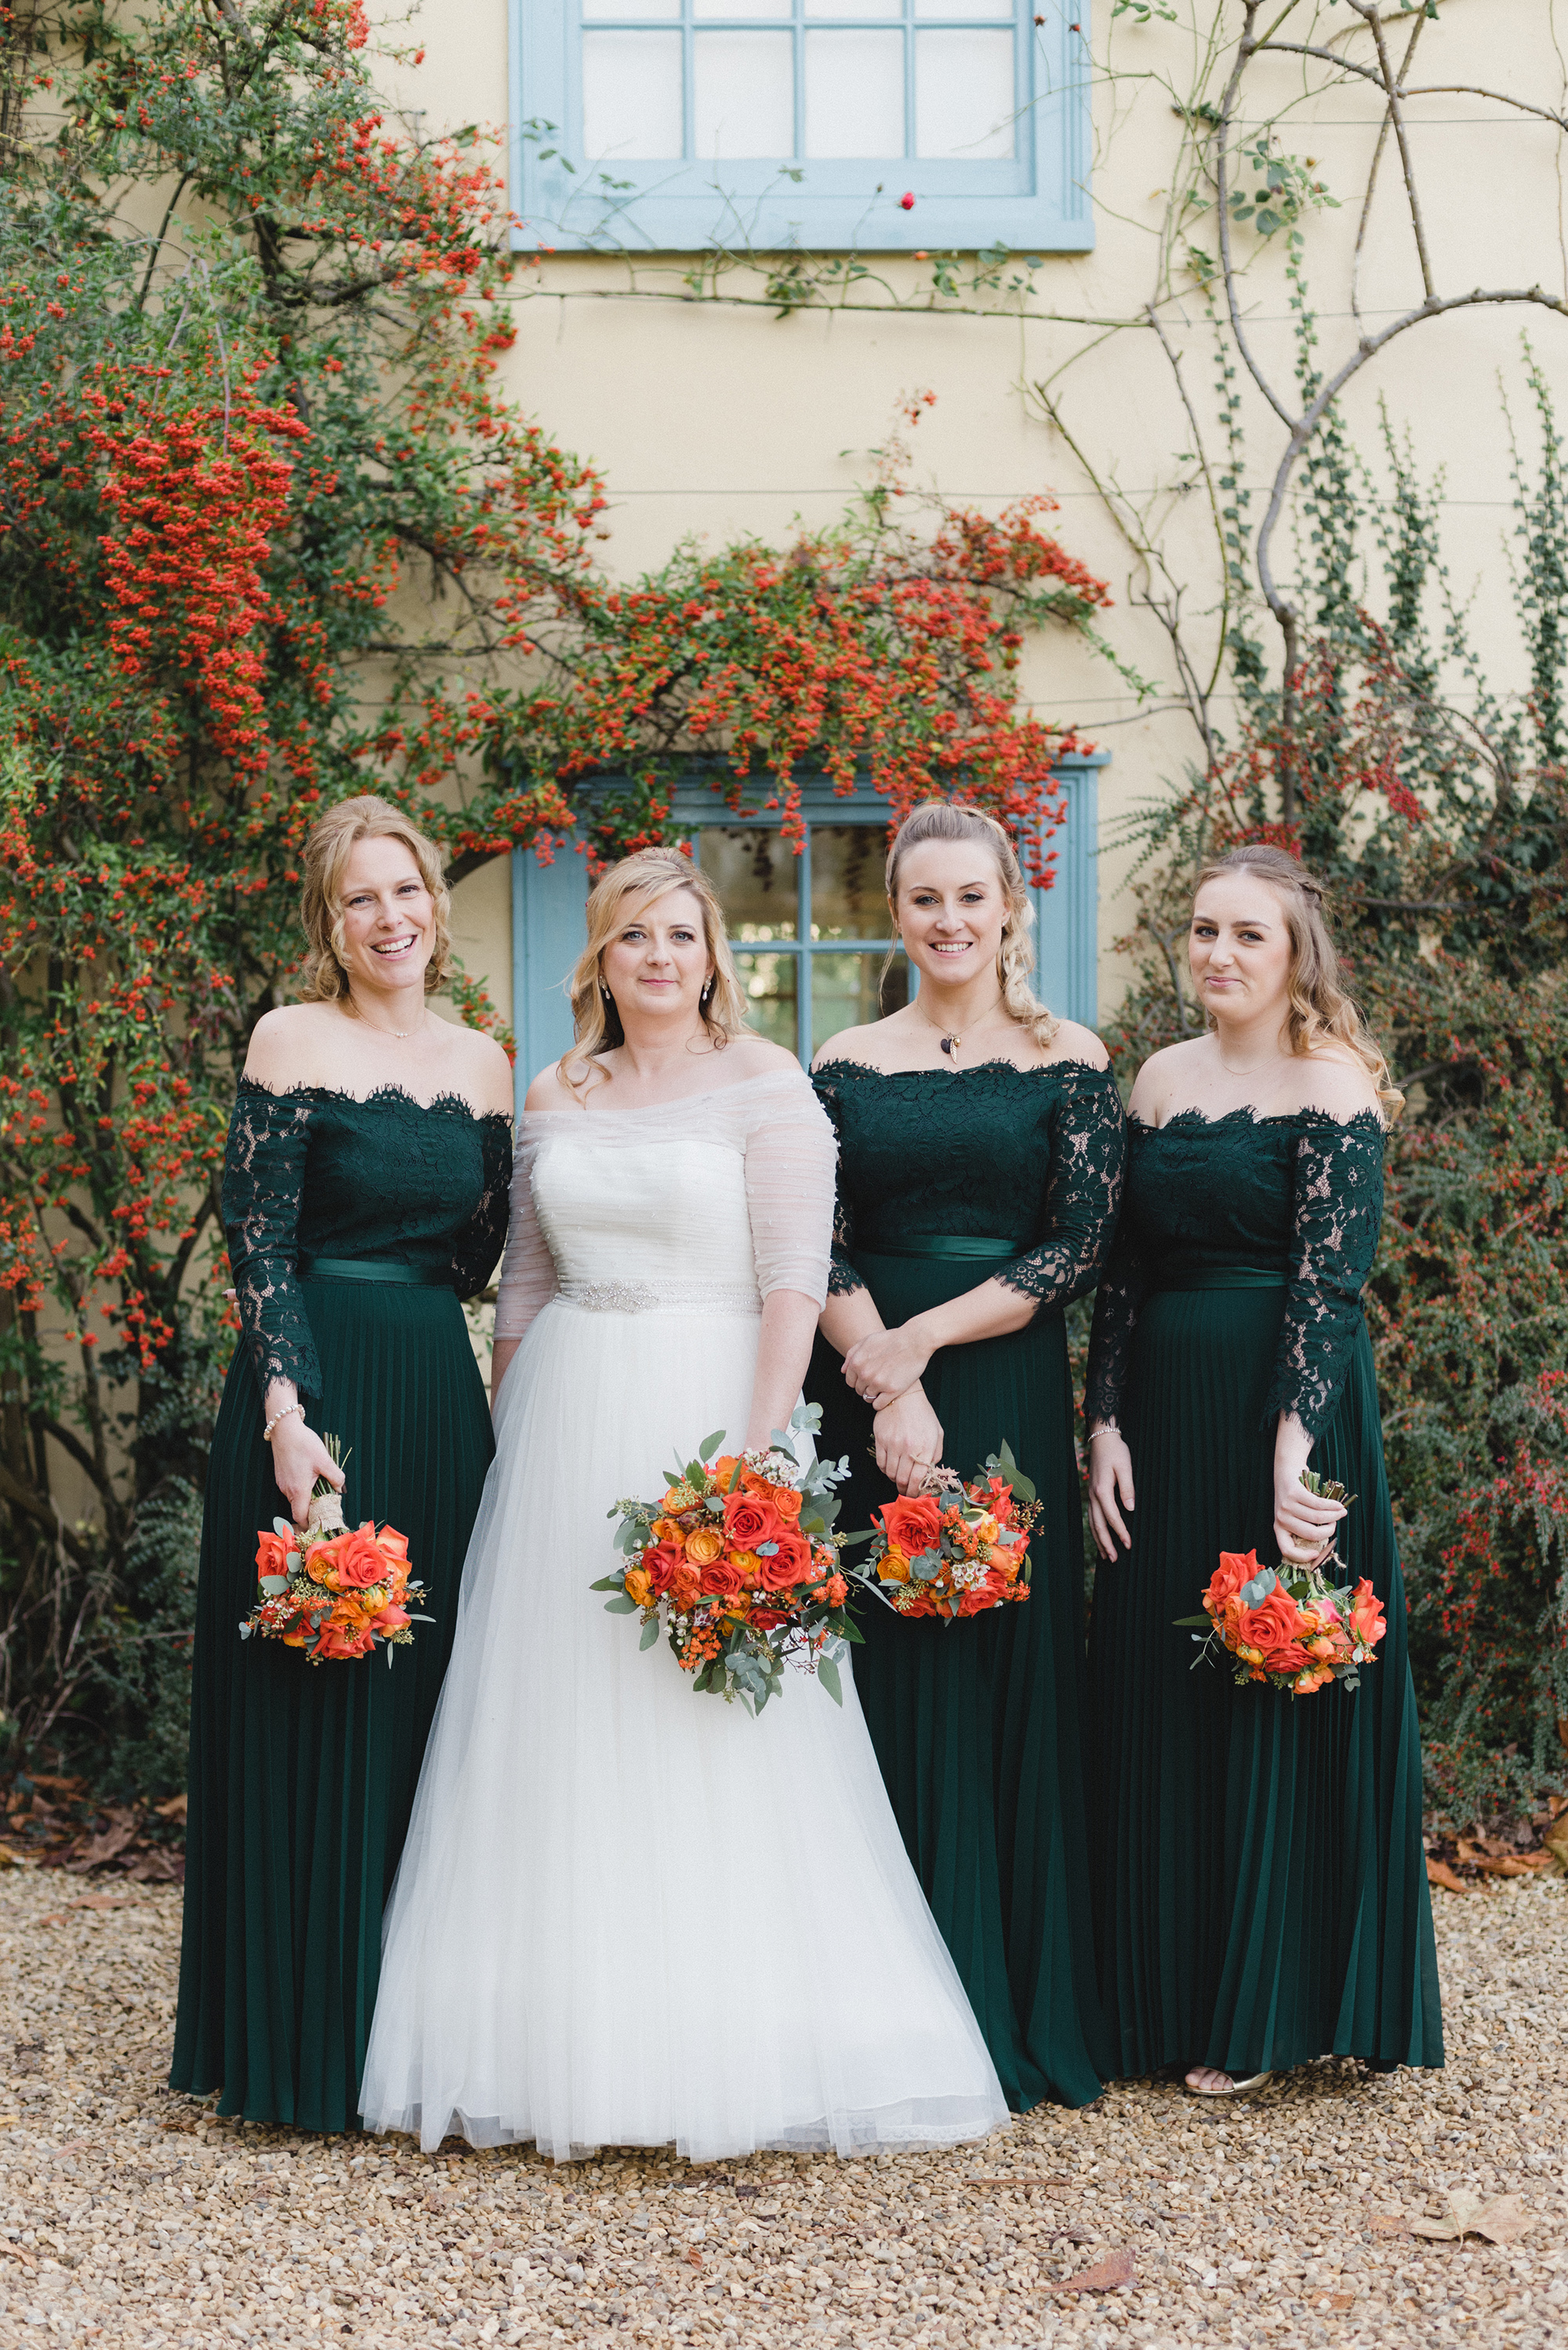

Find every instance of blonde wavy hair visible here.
[299,796,452,1004]
[560,848,750,1092]
[884,800,1059,1051]
[1197,844,1403,1118]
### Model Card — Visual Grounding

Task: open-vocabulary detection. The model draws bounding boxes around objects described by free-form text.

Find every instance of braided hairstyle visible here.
[884,800,1059,1051]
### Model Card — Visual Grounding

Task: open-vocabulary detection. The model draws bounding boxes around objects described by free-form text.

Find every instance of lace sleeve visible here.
[1261,1113,1386,1443]
[452,1116,514,1299]
[743,1073,837,1307]
[809,1067,865,1298]
[492,1130,560,1342]
[993,1063,1127,1317]
[1083,1219,1151,1428]
[220,1083,322,1403]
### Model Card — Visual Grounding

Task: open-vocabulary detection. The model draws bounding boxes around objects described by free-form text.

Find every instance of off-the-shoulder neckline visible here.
[1131,1104,1388,1135]
[811,1054,1114,1083]
[522,1065,815,1120]
[236,1074,512,1128]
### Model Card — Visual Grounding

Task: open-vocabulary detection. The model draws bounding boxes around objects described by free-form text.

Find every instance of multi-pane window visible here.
[512,0,1092,253]
[696,822,910,1062]
[580,0,1018,169]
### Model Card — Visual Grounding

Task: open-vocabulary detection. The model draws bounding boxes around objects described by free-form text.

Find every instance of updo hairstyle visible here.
[1197,844,1403,1118]
[884,799,1059,1051]
[299,795,452,1004]
[561,848,750,1091]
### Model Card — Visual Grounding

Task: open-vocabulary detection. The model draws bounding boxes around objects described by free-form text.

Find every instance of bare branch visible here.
[1216,4,1297,430]
[1349,0,1436,300]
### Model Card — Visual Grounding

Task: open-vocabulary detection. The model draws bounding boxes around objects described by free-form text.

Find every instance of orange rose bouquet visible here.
[240,1437,430,1665]
[593,1404,856,1713]
[1176,1473,1385,1698]
[844,1444,1038,1624]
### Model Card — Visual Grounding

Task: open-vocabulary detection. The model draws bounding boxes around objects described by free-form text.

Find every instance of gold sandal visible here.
[1184,2069,1274,2099]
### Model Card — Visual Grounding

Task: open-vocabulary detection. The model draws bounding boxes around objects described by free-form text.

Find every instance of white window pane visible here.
[693,31,794,158]
[582,0,680,17]
[915,29,1013,158]
[806,0,902,16]
[694,0,791,16]
[804,31,904,158]
[915,0,1011,16]
[583,31,684,158]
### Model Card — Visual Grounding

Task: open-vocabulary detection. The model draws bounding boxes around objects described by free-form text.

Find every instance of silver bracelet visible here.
[263,1401,306,1445]
[1087,1424,1122,1444]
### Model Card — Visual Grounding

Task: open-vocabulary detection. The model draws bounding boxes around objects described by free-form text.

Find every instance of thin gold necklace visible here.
[917,990,1004,1062]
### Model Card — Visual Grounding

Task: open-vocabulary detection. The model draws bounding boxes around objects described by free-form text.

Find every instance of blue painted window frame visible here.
[510,0,1093,255]
[510,757,1105,1113]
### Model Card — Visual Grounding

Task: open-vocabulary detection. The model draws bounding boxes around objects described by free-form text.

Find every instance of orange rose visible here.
[724,1491,785,1553]
[255,1528,291,1582]
[708,1455,741,1491]
[742,1468,802,1520]
[1349,1578,1386,1653]
[755,1526,814,1590]
[877,1493,943,1557]
[1236,1586,1311,1678]
[668,1563,703,1612]
[623,1566,653,1608]
[652,1516,687,1549]
[698,1553,746,1600]
[685,1524,725,1567]
[304,1532,345,1589]
[313,1619,374,1662]
[749,1607,789,1630]
[333,1525,395,1589]
[1204,1548,1261,1618]
[376,1524,411,1566]
[361,1599,411,1638]
[878,1545,912,1585]
[730,1549,763,1586]
[642,1542,683,1596]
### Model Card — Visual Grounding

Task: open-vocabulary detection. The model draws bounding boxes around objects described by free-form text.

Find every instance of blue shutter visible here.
[510,843,590,1114]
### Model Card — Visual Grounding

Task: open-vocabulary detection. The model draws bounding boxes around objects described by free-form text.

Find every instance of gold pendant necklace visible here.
[918,991,1004,1061]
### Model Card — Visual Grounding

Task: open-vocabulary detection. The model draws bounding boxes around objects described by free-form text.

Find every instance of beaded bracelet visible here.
[1087,1424,1122,1444]
[263,1400,306,1445]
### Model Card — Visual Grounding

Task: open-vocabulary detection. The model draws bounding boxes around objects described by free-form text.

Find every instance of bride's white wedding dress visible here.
[359,1062,1007,2161]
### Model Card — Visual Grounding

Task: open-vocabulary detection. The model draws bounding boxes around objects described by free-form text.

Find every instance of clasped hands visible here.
[841,1321,945,1499]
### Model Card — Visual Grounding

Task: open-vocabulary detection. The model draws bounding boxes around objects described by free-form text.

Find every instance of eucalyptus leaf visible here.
[699,1427,728,1462]
[604,1593,639,1615]
[639,1616,661,1651]
[260,1575,289,1597]
[589,1574,623,1592]
[817,1654,843,1706]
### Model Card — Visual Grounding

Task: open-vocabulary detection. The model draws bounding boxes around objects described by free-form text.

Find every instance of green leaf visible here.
[589,1574,623,1592]
[639,1616,661,1651]
[817,1654,843,1705]
[1172,1612,1212,1629]
[699,1427,728,1462]
[604,1593,639,1614]
[259,1575,288,1597]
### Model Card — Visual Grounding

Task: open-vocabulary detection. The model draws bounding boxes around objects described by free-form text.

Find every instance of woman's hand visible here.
[269,1412,346,1528]
[1087,1425,1135,1560]
[1272,1411,1345,1566]
[840,1320,932,1411]
[873,1387,945,1495]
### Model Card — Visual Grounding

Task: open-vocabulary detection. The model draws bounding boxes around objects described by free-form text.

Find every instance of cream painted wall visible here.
[394,0,1568,1028]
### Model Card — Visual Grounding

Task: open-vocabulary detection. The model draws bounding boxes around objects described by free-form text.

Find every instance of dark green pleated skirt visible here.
[1085,1285,1443,2080]
[809,1251,1112,2112]
[170,1275,494,2131]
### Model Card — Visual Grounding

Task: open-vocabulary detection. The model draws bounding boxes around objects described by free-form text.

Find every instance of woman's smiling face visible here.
[891,838,1008,990]
[338,834,437,997]
[1189,873,1294,1022]
[601,885,714,1026]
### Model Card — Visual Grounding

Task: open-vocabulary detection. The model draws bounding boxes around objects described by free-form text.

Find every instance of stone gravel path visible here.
[1,1865,1564,2348]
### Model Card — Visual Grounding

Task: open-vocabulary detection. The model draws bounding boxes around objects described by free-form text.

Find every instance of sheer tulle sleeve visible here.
[1261,1112,1385,1443]
[492,1131,560,1342]
[742,1073,837,1307]
[810,1066,865,1298]
[451,1117,514,1300]
[220,1080,322,1402]
[993,1062,1126,1317]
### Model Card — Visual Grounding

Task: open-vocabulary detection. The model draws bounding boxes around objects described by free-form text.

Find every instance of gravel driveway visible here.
[1,1865,1563,2348]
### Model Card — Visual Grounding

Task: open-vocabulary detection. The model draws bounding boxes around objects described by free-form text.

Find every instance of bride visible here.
[359,848,1007,2162]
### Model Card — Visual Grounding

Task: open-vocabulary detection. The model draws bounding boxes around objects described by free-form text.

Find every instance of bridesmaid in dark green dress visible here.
[809,801,1122,2112]
[172,797,514,2132]
[1084,844,1442,2094]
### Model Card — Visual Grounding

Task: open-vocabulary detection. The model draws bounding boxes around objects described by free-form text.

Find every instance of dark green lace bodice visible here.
[1084,1107,1386,1442]
[811,1058,1126,1311]
[221,1078,514,1400]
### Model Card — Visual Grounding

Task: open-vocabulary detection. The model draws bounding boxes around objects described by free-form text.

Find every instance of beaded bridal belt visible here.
[558,1277,763,1317]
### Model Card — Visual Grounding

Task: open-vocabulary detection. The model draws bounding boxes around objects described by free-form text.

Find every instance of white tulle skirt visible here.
[359,1295,1009,2163]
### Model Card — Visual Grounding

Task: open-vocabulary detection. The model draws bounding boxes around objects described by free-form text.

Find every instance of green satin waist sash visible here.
[860,1235,1019,1262]
[1156,1265,1287,1292]
[297,1256,452,1288]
